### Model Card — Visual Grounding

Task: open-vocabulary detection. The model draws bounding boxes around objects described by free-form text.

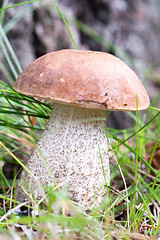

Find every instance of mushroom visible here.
[14,49,150,207]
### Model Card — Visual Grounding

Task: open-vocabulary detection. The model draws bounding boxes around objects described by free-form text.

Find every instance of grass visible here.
[0,0,160,239]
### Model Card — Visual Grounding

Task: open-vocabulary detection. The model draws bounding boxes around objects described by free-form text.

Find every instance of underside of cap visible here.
[14,49,150,111]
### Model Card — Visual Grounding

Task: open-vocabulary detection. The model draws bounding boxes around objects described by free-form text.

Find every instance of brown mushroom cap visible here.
[14,49,150,111]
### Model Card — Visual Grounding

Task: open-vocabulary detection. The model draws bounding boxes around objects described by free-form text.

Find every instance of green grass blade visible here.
[110,110,160,152]
[0,0,41,11]
[0,60,14,85]
[0,36,18,79]
[110,133,159,177]
[0,141,33,176]
[51,0,78,50]
[0,0,8,25]
[0,24,23,75]
[132,97,140,221]
[3,4,36,34]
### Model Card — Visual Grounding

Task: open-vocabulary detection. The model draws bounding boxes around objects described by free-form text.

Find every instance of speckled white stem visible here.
[17,103,110,207]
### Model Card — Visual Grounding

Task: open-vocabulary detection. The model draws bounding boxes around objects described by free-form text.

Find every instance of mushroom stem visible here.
[17,103,110,207]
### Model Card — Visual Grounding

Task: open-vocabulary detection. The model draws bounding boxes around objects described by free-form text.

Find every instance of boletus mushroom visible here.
[14,49,150,207]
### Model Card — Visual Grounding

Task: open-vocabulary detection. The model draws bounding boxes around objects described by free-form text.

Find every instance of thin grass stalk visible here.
[3,4,36,34]
[0,141,32,176]
[137,189,155,231]
[108,136,130,229]
[0,36,18,79]
[133,96,140,220]
[110,133,159,178]
[138,177,160,224]
[110,180,159,211]
[110,109,160,153]
[51,0,78,50]
[0,60,14,84]
[0,201,29,222]
[33,143,61,191]
[0,24,23,75]
[146,116,160,177]
[0,0,41,11]
[0,0,9,25]
[0,169,11,190]
[118,159,130,229]
[98,144,110,195]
